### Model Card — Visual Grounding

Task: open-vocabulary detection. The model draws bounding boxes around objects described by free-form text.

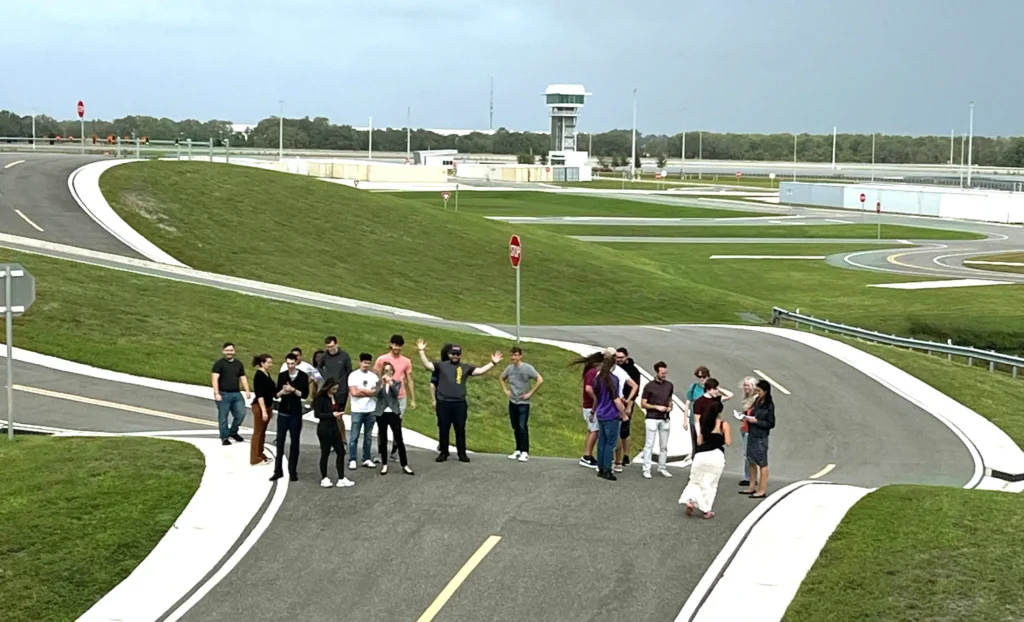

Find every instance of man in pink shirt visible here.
[375,334,417,461]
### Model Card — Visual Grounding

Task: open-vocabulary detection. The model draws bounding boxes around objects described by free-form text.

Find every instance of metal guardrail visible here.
[771,307,1024,377]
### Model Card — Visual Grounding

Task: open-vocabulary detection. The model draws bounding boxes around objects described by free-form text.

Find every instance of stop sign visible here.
[77,100,84,118]
[859,193,866,203]
[509,235,522,268]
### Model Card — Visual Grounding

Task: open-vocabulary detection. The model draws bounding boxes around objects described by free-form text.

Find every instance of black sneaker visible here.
[289,474,298,482]
[738,480,750,487]
[458,455,471,463]
[270,473,283,481]
[579,455,597,468]
[623,455,631,466]
[435,453,449,463]
[606,471,618,481]
[230,433,245,443]
[221,439,232,446]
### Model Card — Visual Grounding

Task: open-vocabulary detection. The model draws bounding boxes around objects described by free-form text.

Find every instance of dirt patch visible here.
[117,192,177,233]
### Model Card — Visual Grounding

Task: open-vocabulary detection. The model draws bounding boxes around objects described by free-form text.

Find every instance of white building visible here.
[544,84,592,181]
[413,149,458,166]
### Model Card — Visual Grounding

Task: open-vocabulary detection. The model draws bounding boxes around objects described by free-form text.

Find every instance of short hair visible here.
[616,347,629,356]
[510,346,523,355]
[694,365,710,379]
[325,335,338,345]
[390,334,405,346]
[223,342,234,349]
[285,352,298,361]
[290,347,302,355]
[653,361,667,372]
[704,377,720,391]
[359,352,372,362]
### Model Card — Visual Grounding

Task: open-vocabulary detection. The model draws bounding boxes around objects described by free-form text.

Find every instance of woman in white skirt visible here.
[679,400,731,519]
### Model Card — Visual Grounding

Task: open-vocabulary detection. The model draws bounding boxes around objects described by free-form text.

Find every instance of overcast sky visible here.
[3,0,1021,136]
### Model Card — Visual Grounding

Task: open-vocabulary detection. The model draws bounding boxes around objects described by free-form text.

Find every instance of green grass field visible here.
[0,436,203,622]
[961,251,1024,275]
[536,223,983,240]
[0,249,591,459]
[384,189,765,218]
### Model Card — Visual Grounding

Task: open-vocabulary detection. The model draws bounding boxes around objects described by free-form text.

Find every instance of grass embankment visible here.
[386,189,765,218]
[536,223,983,240]
[784,485,1024,622]
[0,436,203,622]
[0,249,587,459]
[961,251,1024,275]
[784,338,1024,621]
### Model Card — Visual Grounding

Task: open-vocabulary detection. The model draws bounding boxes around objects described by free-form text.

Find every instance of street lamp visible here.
[278,100,284,161]
[966,102,974,188]
[630,88,637,180]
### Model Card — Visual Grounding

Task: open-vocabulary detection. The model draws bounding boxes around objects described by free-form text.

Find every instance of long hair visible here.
[440,343,452,362]
[755,379,774,407]
[594,354,618,400]
[740,376,759,411]
[316,377,339,399]
[699,400,723,442]
[570,351,605,378]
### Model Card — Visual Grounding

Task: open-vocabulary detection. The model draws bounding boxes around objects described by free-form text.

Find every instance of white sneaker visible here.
[336,477,355,488]
[508,451,521,460]
[320,477,333,488]
[658,468,673,478]
[642,469,652,479]
[362,459,375,468]
[348,460,357,470]
[613,464,623,473]
[518,452,529,462]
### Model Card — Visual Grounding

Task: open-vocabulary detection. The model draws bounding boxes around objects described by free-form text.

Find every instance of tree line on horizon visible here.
[2,109,1024,167]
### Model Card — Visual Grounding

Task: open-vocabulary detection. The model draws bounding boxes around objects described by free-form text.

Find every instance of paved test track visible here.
[0,154,991,621]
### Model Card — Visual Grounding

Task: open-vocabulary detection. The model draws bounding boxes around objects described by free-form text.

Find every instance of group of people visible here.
[211,333,777,518]
[209,333,545,488]
[572,349,777,519]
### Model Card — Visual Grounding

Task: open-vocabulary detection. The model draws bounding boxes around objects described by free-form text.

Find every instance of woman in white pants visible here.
[679,401,731,519]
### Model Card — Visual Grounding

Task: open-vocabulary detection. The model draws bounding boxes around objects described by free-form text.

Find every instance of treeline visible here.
[3,109,1024,167]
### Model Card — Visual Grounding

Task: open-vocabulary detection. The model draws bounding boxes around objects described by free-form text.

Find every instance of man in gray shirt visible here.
[500,346,544,462]
[417,339,502,463]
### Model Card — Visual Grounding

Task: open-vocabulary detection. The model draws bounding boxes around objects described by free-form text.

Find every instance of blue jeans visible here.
[348,411,377,462]
[597,418,621,471]
[216,391,246,440]
[508,402,530,453]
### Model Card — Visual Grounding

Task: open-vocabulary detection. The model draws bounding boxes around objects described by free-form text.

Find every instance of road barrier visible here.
[771,307,1024,378]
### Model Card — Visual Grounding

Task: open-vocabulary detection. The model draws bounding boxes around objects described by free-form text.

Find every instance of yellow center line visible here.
[3,159,25,169]
[886,249,949,273]
[752,369,791,395]
[809,463,836,479]
[417,535,502,622]
[13,384,229,429]
[14,209,44,232]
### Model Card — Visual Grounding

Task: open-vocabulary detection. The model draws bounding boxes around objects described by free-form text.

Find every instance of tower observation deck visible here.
[545,84,589,152]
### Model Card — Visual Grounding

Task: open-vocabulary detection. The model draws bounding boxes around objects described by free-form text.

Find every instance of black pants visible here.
[508,402,530,453]
[377,412,408,466]
[274,412,303,478]
[437,400,468,457]
[317,419,346,479]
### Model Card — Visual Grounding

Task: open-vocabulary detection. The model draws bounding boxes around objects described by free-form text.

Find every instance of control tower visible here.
[544,84,591,177]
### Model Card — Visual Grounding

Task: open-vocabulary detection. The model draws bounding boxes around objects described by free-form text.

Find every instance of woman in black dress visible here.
[741,379,776,499]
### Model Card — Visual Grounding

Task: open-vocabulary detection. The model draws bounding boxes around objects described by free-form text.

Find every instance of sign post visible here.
[769,172,776,188]
[509,235,522,343]
[876,201,882,240]
[77,100,85,154]
[441,191,450,210]
[1,264,35,440]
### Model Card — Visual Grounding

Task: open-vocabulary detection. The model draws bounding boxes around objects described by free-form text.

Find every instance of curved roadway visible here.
[0,154,990,621]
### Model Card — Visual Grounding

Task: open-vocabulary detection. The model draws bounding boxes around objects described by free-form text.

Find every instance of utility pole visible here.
[871,133,876,182]
[959,132,966,187]
[630,88,637,180]
[406,106,411,158]
[680,131,686,179]
[489,76,494,131]
[368,116,373,159]
[831,125,837,170]
[792,134,797,182]
[949,128,954,165]
[966,102,974,188]
[698,132,703,180]
[31,114,36,150]
[277,100,284,161]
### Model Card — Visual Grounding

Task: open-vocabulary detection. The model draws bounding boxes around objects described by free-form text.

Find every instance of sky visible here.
[3,0,1022,136]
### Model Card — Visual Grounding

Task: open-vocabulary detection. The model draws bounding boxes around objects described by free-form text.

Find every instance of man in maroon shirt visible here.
[691,378,733,453]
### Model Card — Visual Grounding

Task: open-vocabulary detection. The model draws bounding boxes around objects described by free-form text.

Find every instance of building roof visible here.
[544,84,590,96]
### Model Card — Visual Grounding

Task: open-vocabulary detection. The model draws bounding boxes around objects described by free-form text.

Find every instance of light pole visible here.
[792,133,797,181]
[959,132,966,187]
[368,116,373,160]
[277,100,284,161]
[871,133,876,182]
[949,128,954,165]
[31,113,36,150]
[406,107,411,159]
[830,125,837,170]
[630,88,637,180]
[966,102,974,188]
[698,132,703,180]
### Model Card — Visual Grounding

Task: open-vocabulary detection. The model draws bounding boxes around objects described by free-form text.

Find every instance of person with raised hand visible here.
[416,339,503,463]
[375,362,414,476]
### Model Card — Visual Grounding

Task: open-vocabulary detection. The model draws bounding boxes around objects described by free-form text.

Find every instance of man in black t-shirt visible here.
[614,347,642,468]
[416,339,502,463]
[211,342,251,446]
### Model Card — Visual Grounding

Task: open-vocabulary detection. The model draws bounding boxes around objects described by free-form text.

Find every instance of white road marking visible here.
[709,255,825,260]
[752,369,791,395]
[643,325,671,332]
[964,260,1024,267]
[868,278,1013,290]
[898,239,912,244]
[824,219,853,224]
[14,209,44,232]
[3,159,25,169]
[809,463,836,479]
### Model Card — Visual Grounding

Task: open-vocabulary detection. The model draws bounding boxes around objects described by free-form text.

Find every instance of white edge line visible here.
[3,159,26,169]
[14,209,44,232]
[752,369,791,395]
[674,480,821,622]
[709,255,826,260]
[162,466,289,622]
[643,325,672,332]
[808,463,836,479]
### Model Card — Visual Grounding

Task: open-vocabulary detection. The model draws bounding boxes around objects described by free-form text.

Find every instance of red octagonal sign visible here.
[859,193,866,203]
[509,235,522,268]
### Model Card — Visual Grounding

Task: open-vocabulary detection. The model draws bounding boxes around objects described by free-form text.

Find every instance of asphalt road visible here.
[0,154,993,622]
